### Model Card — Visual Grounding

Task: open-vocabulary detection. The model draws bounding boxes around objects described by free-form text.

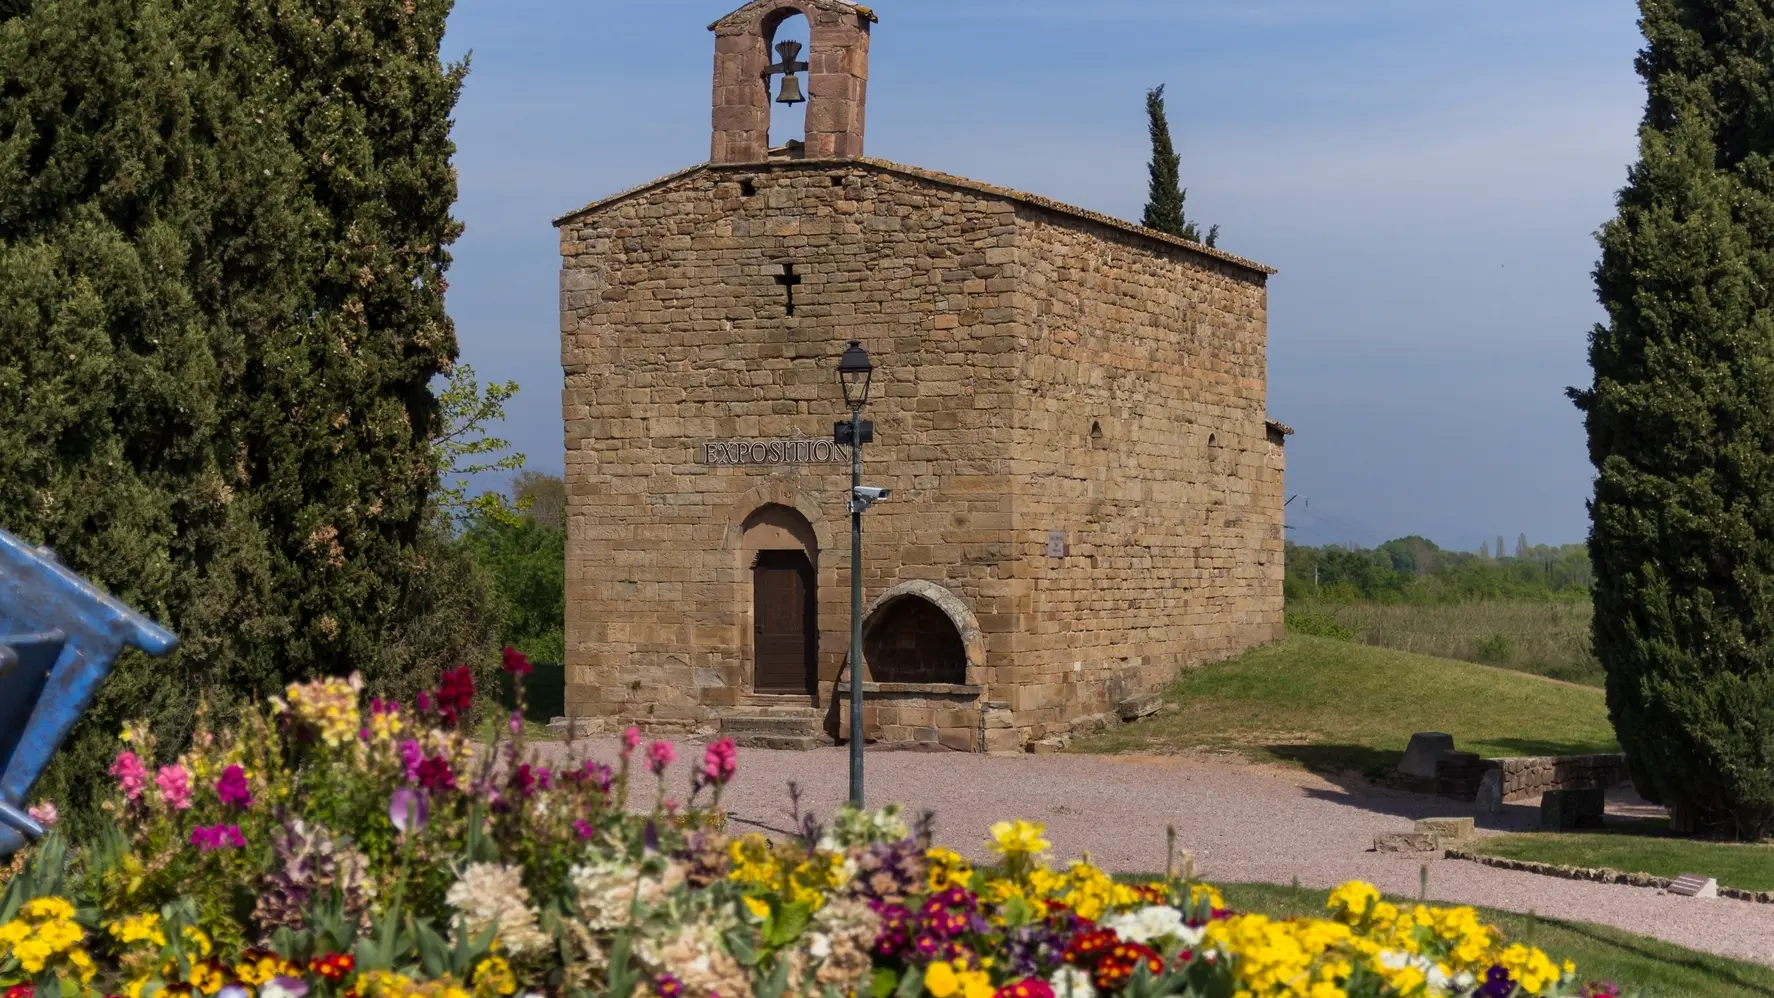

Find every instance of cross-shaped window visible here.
[774,263,802,316]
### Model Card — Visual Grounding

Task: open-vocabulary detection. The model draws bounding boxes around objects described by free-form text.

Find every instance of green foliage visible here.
[1283,611,1354,641]
[433,364,527,528]
[1140,85,1218,247]
[1474,633,1511,665]
[0,0,490,825]
[1572,0,1774,837]
[1283,538,1593,603]
[461,494,565,664]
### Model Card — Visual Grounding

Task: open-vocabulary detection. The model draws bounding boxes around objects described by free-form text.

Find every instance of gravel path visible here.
[531,738,1774,967]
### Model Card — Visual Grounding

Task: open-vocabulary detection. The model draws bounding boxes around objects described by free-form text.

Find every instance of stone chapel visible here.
[555,0,1289,753]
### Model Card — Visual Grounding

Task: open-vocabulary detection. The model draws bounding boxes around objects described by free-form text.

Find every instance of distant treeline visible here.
[1285,536,1592,602]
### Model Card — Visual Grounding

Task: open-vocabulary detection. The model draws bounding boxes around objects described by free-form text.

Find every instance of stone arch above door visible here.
[859,581,985,687]
[722,484,834,554]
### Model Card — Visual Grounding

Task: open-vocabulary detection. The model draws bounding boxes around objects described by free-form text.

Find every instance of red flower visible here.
[501,646,532,677]
[433,666,475,725]
[308,953,355,981]
[1062,928,1120,965]
[9,984,35,998]
[417,755,456,792]
[993,981,1055,998]
[1091,942,1164,991]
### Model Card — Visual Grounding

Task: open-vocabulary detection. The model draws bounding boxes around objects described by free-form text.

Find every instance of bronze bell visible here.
[772,40,807,106]
[775,73,805,106]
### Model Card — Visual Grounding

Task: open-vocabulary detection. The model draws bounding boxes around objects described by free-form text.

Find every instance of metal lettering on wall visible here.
[701,439,852,466]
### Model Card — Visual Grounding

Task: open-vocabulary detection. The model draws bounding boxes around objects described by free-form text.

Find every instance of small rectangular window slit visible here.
[773,263,802,316]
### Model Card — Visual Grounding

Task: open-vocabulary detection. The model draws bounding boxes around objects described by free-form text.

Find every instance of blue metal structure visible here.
[0,528,177,854]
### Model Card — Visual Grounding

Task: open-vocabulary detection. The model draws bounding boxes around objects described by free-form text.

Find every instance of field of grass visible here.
[1468,818,1774,892]
[1072,635,1618,774]
[1287,599,1602,686]
[1218,881,1774,997]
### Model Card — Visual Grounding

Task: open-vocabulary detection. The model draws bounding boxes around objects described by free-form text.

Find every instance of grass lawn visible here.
[1072,635,1618,774]
[1219,881,1774,998]
[1468,818,1774,892]
[1287,599,1602,686]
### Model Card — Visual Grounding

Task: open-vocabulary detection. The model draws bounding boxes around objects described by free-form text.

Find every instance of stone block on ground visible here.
[1115,692,1163,722]
[1540,787,1606,830]
[1399,732,1456,779]
[1375,831,1441,854]
[1415,817,1475,846]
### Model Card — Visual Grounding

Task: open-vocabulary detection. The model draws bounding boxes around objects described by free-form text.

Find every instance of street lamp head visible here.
[838,340,873,411]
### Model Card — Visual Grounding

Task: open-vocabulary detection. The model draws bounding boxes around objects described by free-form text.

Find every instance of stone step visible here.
[732,704,823,718]
[721,715,825,736]
[727,733,828,751]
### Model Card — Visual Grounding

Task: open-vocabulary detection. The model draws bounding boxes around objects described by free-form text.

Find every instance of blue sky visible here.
[439,0,1645,551]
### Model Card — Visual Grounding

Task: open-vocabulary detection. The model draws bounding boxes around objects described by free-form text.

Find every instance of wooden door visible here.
[753,551,815,694]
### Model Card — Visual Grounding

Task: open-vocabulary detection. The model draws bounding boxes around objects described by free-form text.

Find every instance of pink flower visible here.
[25,802,56,828]
[573,819,595,840]
[215,765,253,809]
[508,712,523,735]
[110,751,148,801]
[190,824,245,852]
[645,740,676,777]
[621,727,643,757]
[701,738,738,786]
[155,764,193,811]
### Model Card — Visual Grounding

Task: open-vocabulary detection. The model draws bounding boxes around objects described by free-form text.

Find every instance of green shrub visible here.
[1475,633,1512,665]
[1286,611,1354,641]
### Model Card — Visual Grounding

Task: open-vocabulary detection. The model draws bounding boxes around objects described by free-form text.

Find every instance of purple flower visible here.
[190,823,246,852]
[262,977,309,998]
[1480,967,1517,998]
[581,760,613,793]
[573,819,596,840]
[215,764,253,809]
[389,788,429,834]
[398,739,423,782]
[653,975,683,998]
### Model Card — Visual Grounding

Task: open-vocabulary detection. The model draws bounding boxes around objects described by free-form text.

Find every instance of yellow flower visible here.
[108,912,167,947]
[1326,882,1381,921]
[988,819,1051,858]
[924,962,959,998]
[743,896,771,920]
[471,955,517,998]
[20,897,75,921]
[926,848,973,892]
[190,960,227,995]
[182,924,213,957]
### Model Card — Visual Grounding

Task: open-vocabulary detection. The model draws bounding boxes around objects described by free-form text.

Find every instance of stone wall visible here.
[1493,754,1629,802]
[1434,753,1630,802]
[1005,206,1284,740]
[556,159,1282,749]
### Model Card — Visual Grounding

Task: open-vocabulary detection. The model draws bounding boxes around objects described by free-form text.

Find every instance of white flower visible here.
[1049,966,1097,998]
[808,932,833,959]
[445,863,549,954]
[1103,905,1199,946]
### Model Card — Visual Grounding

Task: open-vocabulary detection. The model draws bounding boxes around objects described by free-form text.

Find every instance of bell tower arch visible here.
[709,0,875,164]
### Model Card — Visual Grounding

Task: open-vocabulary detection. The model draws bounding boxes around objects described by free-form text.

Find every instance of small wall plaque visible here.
[1669,873,1718,898]
[1045,531,1067,558]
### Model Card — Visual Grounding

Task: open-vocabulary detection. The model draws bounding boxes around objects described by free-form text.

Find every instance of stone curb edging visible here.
[1444,848,1774,904]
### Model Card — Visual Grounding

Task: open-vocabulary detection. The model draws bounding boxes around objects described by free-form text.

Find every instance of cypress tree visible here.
[1574,0,1774,837]
[1141,84,1218,248]
[1,0,492,819]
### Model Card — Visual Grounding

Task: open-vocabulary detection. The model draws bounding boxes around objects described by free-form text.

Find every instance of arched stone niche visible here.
[857,581,984,688]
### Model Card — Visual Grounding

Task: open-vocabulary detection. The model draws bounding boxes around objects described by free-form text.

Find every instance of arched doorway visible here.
[742,505,819,695]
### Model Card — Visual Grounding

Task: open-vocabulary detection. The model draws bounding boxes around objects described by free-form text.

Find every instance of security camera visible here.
[850,485,892,513]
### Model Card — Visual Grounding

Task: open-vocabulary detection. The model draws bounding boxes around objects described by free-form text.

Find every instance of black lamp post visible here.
[836,340,877,807]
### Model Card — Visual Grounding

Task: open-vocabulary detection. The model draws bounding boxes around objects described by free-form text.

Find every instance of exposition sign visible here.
[701,438,852,466]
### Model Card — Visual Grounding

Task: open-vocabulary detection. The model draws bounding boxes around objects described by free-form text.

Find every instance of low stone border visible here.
[1444,848,1774,904]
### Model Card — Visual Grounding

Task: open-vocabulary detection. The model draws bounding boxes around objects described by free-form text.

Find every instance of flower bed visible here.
[0,655,1617,998]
